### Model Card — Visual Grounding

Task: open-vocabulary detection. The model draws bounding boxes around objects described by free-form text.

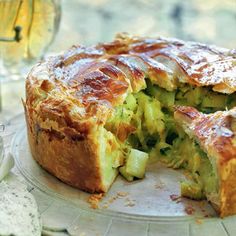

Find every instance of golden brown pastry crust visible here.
[174,106,236,217]
[101,34,236,93]
[25,34,236,210]
[24,102,109,193]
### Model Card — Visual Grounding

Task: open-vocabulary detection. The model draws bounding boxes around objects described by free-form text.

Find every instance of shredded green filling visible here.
[104,79,235,200]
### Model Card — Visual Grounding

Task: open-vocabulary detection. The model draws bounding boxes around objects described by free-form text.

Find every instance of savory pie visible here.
[24,34,236,217]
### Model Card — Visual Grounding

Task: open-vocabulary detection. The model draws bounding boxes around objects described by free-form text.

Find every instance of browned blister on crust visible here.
[174,106,236,217]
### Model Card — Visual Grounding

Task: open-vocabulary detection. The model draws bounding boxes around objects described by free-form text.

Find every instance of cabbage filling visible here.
[104,79,235,199]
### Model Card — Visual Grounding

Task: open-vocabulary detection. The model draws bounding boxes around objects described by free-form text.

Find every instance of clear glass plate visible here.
[10,117,236,236]
[0,135,4,164]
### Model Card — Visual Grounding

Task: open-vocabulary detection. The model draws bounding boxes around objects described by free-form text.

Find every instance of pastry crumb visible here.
[102,203,109,209]
[87,193,104,209]
[117,191,129,197]
[124,197,136,207]
[108,191,129,204]
[108,195,118,204]
[124,201,135,207]
[195,218,203,224]
[101,192,129,209]
[184,205,195,215]
[169,194,182,203]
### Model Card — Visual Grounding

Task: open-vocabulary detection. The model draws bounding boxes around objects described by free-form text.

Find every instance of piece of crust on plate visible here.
[174,106,236,217]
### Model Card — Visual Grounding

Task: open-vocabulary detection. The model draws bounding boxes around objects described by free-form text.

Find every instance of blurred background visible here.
[53,0,236,50]
[0,0,236,119]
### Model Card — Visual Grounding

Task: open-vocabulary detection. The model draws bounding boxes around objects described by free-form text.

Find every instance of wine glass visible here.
[0,0,61,80]
[0,0,61,118]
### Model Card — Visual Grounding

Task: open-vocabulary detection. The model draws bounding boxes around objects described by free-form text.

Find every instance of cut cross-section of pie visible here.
[24,34,236,216]
[174,106,236,217]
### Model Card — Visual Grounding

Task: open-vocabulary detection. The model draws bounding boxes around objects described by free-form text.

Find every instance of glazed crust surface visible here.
[25,34,236,212]
[174,106,236,217]
[26,34,236,129]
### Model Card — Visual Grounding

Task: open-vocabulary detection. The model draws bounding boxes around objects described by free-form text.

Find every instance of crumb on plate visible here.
[87,193,104,209]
